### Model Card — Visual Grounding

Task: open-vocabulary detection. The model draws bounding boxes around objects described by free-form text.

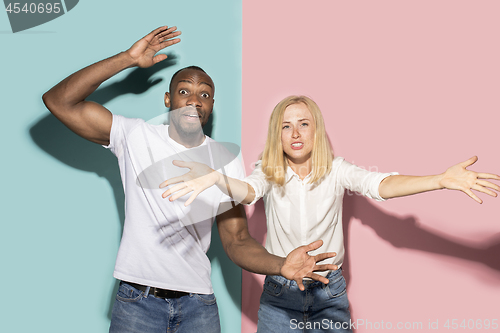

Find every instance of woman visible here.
[160,95,499,332]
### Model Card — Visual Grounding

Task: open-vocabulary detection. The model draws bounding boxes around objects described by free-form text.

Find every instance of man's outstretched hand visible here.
[126,26,181,68]
[280,240,338,291]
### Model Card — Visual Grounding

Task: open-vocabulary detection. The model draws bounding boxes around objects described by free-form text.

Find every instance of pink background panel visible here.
[242,1,500,332]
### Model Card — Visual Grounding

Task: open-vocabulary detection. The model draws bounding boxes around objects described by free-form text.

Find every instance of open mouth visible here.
[171,106,202,123]
[183,113,201,122]
[291,142,304,149]
[179,106,201,121]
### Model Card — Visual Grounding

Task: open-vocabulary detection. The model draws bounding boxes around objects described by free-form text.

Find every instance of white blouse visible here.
[243,156,398,272]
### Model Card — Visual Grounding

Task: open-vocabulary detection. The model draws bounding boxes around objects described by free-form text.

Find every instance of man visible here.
[42,26,336,333]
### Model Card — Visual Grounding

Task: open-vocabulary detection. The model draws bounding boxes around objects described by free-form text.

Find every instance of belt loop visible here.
[144,286,150,298]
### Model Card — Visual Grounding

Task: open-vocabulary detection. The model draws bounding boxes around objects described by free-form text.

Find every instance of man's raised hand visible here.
[126,26,181,68]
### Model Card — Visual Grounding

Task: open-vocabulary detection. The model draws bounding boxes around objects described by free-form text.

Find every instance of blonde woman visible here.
[160,96,499,333]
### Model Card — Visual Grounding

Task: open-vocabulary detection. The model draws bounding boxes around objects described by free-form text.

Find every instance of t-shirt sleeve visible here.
[243,160,271,205]
[336,158,399,201]
[102,114,144,158]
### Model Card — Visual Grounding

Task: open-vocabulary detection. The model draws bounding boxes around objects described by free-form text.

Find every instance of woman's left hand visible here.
[439,156,500,204]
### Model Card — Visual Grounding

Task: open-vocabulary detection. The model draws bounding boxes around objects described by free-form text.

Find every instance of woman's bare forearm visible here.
[379,174,443,199]
[215,172,256,205]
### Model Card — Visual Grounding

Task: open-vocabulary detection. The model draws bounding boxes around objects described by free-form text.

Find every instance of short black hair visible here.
[169,66,208,93]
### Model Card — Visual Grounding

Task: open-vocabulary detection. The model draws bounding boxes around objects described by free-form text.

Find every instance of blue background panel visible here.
[0,1,242,332]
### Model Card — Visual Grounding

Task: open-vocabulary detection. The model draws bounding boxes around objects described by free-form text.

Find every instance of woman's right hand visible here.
[160,160,220,206]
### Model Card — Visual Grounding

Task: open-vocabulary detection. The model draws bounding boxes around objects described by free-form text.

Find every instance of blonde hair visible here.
[261,95,333,186]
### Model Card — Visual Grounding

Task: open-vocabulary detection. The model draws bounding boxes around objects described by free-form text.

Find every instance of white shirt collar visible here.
[286,165,312,183]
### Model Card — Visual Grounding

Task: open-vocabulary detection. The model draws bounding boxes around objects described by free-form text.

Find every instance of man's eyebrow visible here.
[200,81,213,89]
[177,80,213,89]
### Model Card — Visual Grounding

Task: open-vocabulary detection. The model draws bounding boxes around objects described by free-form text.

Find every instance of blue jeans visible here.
[257,269,353,333]
[109,282,221,333]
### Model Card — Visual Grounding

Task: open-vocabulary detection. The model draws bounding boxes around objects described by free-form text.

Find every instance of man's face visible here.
[165,69,215,137]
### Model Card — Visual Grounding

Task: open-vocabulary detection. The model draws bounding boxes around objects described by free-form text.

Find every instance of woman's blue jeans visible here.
[257,269,353,333]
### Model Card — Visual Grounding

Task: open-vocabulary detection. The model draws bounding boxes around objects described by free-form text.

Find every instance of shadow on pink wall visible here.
[241,194,500,332]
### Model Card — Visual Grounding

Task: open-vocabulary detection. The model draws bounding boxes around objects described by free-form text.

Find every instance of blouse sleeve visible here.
[242,160,271,205]
[336,158,399,201]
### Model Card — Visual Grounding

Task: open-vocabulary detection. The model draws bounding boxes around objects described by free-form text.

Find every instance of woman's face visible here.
[281,103,316,166]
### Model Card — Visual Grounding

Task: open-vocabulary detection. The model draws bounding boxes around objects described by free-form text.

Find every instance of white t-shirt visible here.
[244,157,398,274]
[105,114,244,294]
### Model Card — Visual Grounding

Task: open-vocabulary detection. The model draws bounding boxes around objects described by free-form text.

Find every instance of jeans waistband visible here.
[121,281,190,299]
[268,268,342,288]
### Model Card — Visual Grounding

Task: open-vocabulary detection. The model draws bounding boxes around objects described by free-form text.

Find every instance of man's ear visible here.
[209,98,215,115]
[164,92,171,108]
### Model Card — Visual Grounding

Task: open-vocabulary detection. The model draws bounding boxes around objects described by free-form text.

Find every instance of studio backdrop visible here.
[1,1,499,333]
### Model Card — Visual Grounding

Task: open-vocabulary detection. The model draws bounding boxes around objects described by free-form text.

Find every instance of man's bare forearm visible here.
[43,26,180,145]
[217,205,285,276]
[224,235,285,276]
[43,52,136,109]
[218,207,337,286]
[42,51,140,145]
